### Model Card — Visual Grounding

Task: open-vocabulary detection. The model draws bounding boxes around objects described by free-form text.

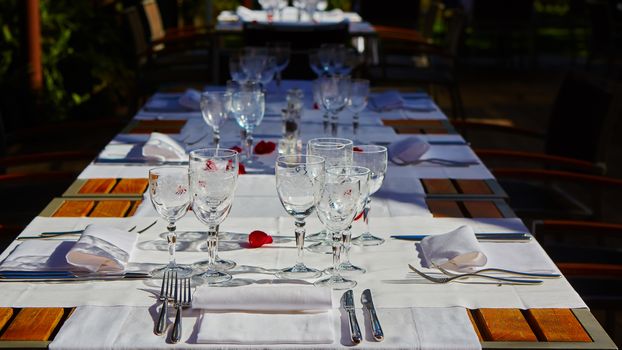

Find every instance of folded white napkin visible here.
[178,89,201,110]
[194,286,334,344]
[419,225,487,271]
[411,307,482,350]
[388,136,430,163]
[0,240,75,271]
[236,6,261,21]
[66,224,138,272]
[142,132,186,161]
[192,285,333,311]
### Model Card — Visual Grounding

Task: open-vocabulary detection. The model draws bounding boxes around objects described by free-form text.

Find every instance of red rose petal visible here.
[354,211,364,221]
[248,230,273,248]
[353,147,364,152]
[239,163,246,175]
[254,140,276,155]
[230,146,243,153]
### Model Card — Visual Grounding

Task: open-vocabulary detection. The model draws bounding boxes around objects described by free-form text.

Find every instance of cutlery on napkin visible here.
[193,286,335,344]
[418,225,488,271]
[387,136,431,164]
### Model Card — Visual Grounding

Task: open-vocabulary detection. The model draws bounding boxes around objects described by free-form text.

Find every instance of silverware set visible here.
[391,157,479,167]
[154,270,193,343]
[407,264,561,285]
[341,289,384,345]
[17,220,158,240]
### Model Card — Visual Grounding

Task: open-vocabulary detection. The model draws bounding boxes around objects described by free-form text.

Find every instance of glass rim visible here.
[353,144,387,153]
[148,166,188,174]
[189,148,239,158]
[276,154,325,166]
[326,165,371,176]
[308,137,353,145]
[201,90,231,97]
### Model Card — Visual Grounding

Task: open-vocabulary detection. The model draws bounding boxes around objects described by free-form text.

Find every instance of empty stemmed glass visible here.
[231,90,265,165]
[324,166,370,275]
[189,148,239,284]
[306,137,353,252]
[352,145,388,246]
[200,91,231,146]
[319,75,351,136]
[268,42,291,89]
[148,167,193,278]
[347,79,369,137]
[314,167,362,289]
[229,54,248,83]
[275,155,325,279]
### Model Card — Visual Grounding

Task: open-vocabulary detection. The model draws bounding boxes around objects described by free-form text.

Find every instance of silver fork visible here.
[154,270,174,335]
[407,264,542,285]
[170,276,192,343]
[436,265,561,279]
[391,158,479,167]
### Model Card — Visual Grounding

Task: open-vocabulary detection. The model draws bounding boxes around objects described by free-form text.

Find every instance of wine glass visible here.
[306,137,353,252]
[229,54,248,83]
[324,166,370,275]
[231,90,265,165]
[259,56,277,87]
[189,148,239,284]
[268,42,291,89]
[148,167,193,278]
[351,145,388,246]
[200,91,231,146]
[319,75,351,135]
[314,166,362,289]
[347,79,369,137]
[309,50,328,77]
[275,155,325,279]
[241,54,268,83]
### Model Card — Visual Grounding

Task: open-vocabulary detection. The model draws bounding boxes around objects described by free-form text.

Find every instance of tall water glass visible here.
[275,155,325,279]
[347,79,369,126]
[319,75,351,136]
[148,167,193,278]
[314,167,362,289]
[232,91,265,164]
[352,145,388,246]
[200,91,231,146]
[306,137,353,250]
[189,148,239,284]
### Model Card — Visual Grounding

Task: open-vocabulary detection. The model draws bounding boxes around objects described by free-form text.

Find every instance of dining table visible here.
[0,79,616,349]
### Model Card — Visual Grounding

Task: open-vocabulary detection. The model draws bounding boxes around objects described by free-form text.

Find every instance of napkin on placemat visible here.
[419,225,487,271]
[66,224,138,272]
[178,88,201,110]
[0,240,75,271]
[411,307,482,350]
[142,132,186,161]
[388,136,430,163]
[194,286,335,344]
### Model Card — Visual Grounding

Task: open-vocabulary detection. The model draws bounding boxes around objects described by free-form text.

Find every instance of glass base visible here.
[195,269,232,284]
[193,257,236,271]
[325,262,366,275]
[151,263,194,278]
[314,275,357,289]
[307,240,333,254]
[351,233,385,246]
[306,229,327,242]
[276,263,322,279]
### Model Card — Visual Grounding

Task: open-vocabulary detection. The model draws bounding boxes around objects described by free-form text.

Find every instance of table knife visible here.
[361,289,384,341]
[341,290,362,344]
[391,233,532,242]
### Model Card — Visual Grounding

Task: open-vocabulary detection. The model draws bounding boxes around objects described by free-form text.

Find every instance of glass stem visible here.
[294,219,306,266]
[343,226,352,264]
[331,230,342,279]
[207,224,218,268]
[213,129,220,146]
[276,72,282,88]
[167,222,177,267]
[363,197,371,237]
[245,131,254,161]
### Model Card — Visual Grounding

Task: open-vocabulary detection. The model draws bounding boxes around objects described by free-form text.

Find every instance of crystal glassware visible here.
[351,145,388,246]
[319,75,351,136]
[268,42,291,89]
[275,155,325,279]
[314,167,362,289]
[229,54,248,83]
[200,91,231,146]
[231,90,265,165]
[148,167,194,278]
[347,79,369,128]
[189,148,239,284]
[323,166,370,275]
[306,137,353,251]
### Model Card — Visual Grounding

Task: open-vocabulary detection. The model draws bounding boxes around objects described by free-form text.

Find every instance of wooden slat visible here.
[463,201,503,218]
[525,308,592,342]
[426,200,464,217]
[422,179,458,194]
[126,200,142,217]
[52,200,94,217]
[473,308,537,341]
[394,127,423,134]
[78,178,116,194]
[89,200,131,217]
[455,179,493,195]
[467,309,483,341]
[0,308,64,341]
[0,308,13,331]
[112,178,149,195]
[422,128,449,134]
